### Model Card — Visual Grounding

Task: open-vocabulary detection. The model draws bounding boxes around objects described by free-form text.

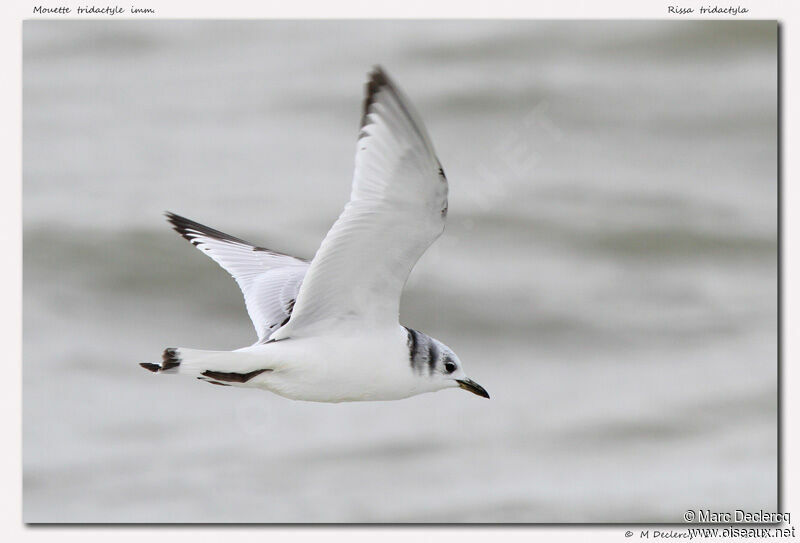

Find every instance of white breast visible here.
[242,325,424,402]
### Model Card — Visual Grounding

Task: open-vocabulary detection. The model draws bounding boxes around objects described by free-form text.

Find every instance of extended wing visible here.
[271,67,447,340]
[166,212,308,343]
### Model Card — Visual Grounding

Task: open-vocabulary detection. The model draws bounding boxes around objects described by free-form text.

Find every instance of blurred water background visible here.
[23,20,777,522]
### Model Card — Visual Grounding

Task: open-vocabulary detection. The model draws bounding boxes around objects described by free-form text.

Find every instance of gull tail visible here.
[140,348,272,387]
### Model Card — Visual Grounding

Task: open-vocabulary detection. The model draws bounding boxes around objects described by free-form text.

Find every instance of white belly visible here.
[241,326,423,402]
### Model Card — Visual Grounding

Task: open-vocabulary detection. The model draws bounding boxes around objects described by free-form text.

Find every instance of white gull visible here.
[140,67,488,402]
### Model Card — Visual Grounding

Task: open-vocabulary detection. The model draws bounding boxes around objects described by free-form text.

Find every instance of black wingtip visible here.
[164,211,200,245]
[359,66,432,151]
[360,66,395,132]
[163,211,307,264]
[140,362,161,373]
[164,211,183,227]
[368,65,390,85]
[164,211,259,248]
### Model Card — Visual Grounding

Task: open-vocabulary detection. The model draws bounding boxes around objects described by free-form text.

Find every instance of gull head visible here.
[404,328,489,399]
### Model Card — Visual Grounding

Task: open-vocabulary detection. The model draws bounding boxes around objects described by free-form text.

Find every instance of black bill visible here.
[457,378,490,399]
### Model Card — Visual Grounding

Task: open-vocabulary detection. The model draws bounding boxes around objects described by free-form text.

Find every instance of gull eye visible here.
[444,361,456,373]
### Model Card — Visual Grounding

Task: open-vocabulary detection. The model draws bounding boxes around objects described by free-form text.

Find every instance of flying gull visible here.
[140,67,489,402]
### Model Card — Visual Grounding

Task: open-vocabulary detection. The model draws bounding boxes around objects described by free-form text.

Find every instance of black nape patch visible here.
[161,348,181,371]
[140,362,160,373]
[405,327,437,375]
[405,327,420,364]
[427,341,439,375]
[201,368,271,383]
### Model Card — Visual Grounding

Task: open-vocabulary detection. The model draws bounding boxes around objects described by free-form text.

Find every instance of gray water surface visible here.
[23,20,777,522]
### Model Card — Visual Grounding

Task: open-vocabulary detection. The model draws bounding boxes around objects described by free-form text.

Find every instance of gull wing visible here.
[271,67,447,340]
[166,212,309,343]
